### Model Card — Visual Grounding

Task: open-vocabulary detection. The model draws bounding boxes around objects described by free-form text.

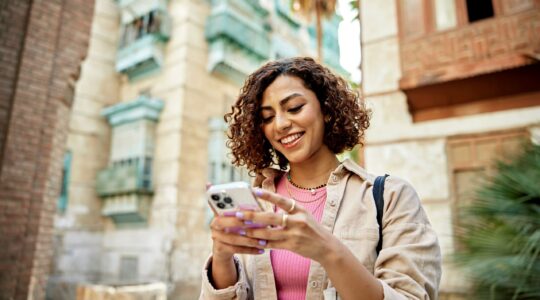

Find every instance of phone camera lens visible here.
[211,194,220,201]
[223,197,232,204]
[217,202,226,209]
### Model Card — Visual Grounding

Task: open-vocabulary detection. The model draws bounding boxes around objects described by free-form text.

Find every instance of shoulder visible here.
[383,175,418,199]
[340,160,427,224]
[381,175,430,226]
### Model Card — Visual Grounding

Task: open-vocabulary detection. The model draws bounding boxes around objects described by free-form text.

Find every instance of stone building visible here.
[359,0,540,298]
[46,0,345,298]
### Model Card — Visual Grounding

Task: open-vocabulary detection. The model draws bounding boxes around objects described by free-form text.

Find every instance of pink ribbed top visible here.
[271,175,327,300]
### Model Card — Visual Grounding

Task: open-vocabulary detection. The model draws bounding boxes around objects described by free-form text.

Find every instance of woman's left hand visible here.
[237,188,340,263]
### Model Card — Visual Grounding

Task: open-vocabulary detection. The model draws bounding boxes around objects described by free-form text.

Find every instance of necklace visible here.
[285,177,327,203]
[286,173,327,195]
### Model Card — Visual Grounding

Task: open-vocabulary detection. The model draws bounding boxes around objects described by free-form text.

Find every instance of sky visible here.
[337,0,361,82]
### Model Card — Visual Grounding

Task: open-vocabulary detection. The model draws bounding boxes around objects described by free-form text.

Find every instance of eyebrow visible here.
[260,93,302,111]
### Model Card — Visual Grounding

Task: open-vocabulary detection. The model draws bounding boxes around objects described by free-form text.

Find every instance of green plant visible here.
[455,144,540,299]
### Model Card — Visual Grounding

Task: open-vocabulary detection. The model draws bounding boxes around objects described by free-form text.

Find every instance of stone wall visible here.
[47,0,120,297]
[50,1,240,298]
[167,1,240,297]
[360,0,540,297]
[0,0,95,298]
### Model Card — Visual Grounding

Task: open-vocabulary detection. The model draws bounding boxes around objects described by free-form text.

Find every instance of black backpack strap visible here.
[373,174,389,256]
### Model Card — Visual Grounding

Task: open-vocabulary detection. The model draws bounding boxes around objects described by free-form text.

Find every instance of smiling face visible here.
[260,75,332,165]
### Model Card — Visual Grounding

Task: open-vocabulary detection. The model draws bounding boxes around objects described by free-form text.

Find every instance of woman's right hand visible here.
[210,212,267,261]
[206,182,266,289]
[209,211,266,289]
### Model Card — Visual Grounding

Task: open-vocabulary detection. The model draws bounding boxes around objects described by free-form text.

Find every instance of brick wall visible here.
[0,0,32,168]
[0,0,95,299]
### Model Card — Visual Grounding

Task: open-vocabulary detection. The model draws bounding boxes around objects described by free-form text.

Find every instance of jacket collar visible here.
[254,158,371,189]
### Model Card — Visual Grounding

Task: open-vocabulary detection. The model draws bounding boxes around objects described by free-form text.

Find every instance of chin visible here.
[281,151,310,164]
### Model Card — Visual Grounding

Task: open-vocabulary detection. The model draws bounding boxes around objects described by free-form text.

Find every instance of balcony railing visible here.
[96,157,153,197]
[115,9,170,80]
[101,194,150,226]
[399,9,540,89]
[205,0,270,84]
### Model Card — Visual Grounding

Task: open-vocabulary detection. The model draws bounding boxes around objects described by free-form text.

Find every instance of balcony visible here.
[399,8,540,121]
[96,157,153,197]
[116,9,171,80]
[400,9,540,89]
[101,194,151,226]
[205,0,270,84]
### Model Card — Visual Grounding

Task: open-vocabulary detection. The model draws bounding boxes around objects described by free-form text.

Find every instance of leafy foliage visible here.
[455,144,540,299]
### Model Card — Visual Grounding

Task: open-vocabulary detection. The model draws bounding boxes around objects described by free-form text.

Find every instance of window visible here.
[57,151,72,213]
[398,0,500,40]
[433,0,457,30]
[448,130,529,250]
[119,256,138,282]
[465,0,494,22]
[398,0,428,39]
[119,10,165,48]
[207,117,250,185]
[206,117,250,225]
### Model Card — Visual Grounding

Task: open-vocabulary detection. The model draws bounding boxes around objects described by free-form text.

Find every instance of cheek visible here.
[310,119,326,146]
[261,125,273,141]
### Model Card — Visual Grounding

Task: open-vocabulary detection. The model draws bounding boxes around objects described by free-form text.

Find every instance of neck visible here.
[288,147,339,189]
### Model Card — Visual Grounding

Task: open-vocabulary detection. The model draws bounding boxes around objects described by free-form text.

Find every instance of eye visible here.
[261,116,274,124]
[288,104,304,113]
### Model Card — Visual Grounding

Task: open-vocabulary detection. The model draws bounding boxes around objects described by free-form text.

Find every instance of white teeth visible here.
[281,133,302,144]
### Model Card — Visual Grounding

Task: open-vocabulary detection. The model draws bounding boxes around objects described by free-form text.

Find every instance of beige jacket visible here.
[200,159,441,299]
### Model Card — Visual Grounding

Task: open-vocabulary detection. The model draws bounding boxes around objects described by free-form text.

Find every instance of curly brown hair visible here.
[224,57,371,173]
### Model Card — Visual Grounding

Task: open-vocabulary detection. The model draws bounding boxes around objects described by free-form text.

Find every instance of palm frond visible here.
[454,144,540,299]
[291,0,337,20]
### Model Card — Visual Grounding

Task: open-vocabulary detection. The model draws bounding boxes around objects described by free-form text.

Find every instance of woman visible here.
[201,57,441,299]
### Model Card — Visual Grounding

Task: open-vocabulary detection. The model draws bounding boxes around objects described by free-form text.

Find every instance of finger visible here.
[253,188,303,214]
[211,215,248,231]
[206,182,212,191]
[236,210,285,227]
[214,241,265,255]
[265,239,289,250]
[246,227,288,241]
[212,230,268,249]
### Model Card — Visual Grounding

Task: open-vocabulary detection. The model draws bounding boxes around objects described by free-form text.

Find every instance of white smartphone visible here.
[206,181,263,216]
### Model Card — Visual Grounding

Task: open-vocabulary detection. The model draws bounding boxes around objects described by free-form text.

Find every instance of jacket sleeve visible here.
[373,176,442,300]
[199,255,251,300]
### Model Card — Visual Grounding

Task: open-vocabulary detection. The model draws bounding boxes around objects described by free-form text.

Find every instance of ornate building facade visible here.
[360,0,540,298]
[46,0,345,298]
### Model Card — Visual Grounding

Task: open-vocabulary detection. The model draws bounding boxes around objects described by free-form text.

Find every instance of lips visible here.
[280,132,304,146]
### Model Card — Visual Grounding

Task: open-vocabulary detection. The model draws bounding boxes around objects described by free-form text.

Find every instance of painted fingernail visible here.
[235,211,244,219]
[244,220,253,225]
[254,188,263,197]
[258,240,267,246]
[258,249,265,254]
[223,211,236,217]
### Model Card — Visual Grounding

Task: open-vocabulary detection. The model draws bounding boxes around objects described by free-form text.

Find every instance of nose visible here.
[275,114,291,132]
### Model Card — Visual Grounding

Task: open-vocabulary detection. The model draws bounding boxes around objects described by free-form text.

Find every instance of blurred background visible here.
[0,0,539,299]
